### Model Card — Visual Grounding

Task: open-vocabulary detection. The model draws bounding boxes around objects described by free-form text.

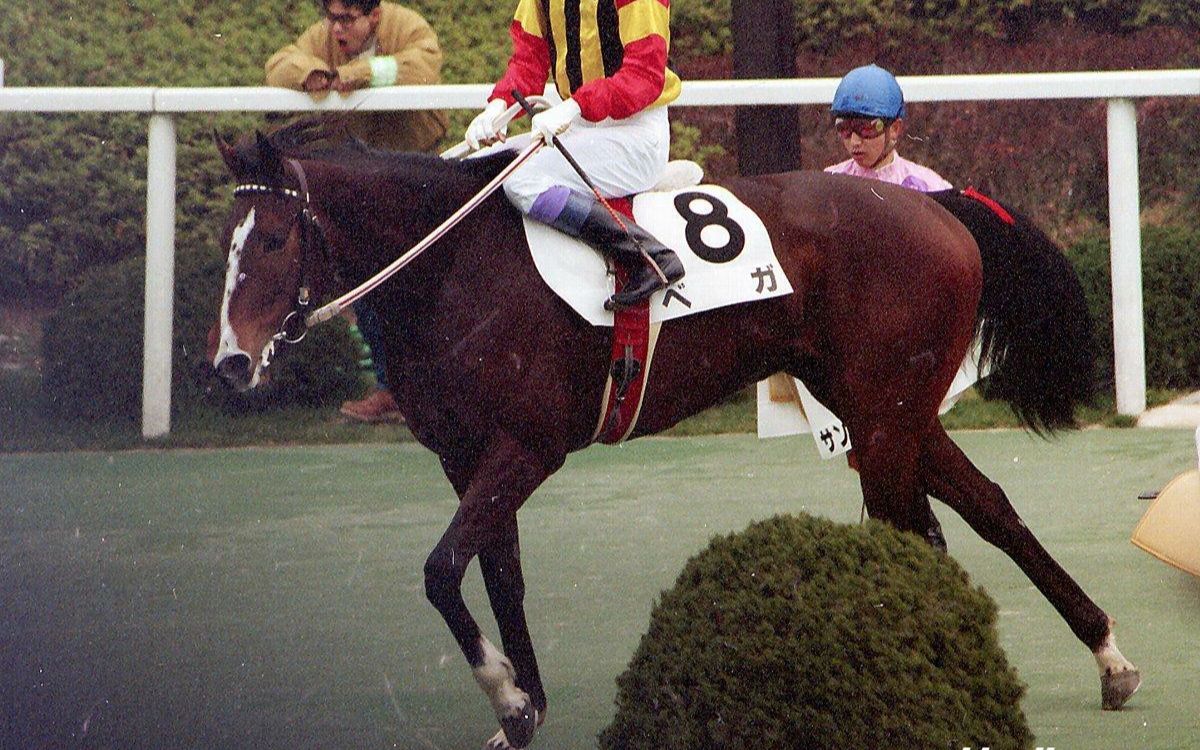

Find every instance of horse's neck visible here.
[310,158,528,343]
[309,162,433,279]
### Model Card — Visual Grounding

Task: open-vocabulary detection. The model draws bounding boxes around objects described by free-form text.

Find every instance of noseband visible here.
[232,158,330,344]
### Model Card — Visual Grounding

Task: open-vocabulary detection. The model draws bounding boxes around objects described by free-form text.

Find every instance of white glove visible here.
[531,99,581,144]
[465,99,509,151]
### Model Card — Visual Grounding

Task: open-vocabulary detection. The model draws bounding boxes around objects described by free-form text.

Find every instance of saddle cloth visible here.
[522,168,794,326]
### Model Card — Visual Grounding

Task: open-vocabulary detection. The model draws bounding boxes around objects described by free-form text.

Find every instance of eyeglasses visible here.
[326,11,366,28]
[834,117,888,140]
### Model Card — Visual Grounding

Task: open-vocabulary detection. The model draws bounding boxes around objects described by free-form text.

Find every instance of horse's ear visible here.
[213,129,239,174]
[255,130,284,180]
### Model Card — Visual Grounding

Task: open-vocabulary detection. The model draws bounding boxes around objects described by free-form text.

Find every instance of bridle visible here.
[232,158,330,344]
[229,107,550,337]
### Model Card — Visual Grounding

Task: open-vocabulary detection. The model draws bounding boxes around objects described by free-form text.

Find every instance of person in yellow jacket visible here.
[266,0,448,152]
[266,0,449,423]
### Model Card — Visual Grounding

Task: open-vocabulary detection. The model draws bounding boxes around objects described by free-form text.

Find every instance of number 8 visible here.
[673,192,746,264]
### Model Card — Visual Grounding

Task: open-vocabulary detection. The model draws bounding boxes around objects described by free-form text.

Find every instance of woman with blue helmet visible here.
[824,64,952,193]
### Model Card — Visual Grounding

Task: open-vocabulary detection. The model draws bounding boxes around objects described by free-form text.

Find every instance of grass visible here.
[0,370,413,452]
[3,431,1198,748]
[0,366,1185,452]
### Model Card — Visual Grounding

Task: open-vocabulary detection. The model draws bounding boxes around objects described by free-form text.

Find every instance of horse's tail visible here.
[929,188,1096,434]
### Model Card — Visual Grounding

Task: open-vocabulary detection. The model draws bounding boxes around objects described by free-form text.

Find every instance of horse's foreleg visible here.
[479,517,547,745]
[847,449,947,551]
[424,434,556,749]
[917,423,1141,710]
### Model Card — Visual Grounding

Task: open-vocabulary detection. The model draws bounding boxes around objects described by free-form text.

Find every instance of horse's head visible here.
[207,126,333,392]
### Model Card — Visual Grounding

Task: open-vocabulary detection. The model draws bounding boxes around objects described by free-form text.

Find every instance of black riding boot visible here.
[531,188,684,310]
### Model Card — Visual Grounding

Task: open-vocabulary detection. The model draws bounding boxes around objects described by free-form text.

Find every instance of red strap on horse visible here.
[962,186,1016,226]
[594,197,656,444]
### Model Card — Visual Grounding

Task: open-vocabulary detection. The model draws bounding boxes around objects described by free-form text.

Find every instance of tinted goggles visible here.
[834,117,888,139]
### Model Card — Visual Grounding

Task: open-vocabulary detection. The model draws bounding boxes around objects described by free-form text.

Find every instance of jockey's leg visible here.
[502,107,678,309]
[529,187,684,309]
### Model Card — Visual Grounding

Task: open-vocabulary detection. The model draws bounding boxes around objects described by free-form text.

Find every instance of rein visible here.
[234,97,550,338]
[304,137,544,327]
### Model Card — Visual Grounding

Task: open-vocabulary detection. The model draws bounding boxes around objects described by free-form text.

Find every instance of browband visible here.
[233,183,300,199]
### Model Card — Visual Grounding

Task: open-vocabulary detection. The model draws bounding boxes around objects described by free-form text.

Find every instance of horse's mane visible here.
[259,116,519,185]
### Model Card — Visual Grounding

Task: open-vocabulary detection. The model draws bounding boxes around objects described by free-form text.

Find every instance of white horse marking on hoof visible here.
[1093,632,1136,676]
[486,728,513,750]
[472,636,531,724]
[1094,631,1141,710]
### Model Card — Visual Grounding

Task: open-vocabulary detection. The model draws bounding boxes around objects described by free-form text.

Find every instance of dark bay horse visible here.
[207,121,1139,749]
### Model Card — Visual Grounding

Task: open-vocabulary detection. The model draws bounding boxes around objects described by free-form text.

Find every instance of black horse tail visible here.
[928,188,1096,434]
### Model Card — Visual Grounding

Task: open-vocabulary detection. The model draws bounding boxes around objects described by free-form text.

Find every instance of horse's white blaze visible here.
[1093,632,1137,677]
[472,636,529,720]
[214,208,257,374]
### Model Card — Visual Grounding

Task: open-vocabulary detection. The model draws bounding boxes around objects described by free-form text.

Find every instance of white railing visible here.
[2,70,1198,437]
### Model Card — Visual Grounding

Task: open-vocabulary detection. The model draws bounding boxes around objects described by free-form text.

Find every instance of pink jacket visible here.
[825,154,952,193]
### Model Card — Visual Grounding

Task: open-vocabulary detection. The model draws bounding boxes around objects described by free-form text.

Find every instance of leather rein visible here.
[233,99,552,342]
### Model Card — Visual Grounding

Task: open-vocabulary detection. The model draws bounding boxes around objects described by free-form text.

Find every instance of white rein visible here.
[304,98,549,327]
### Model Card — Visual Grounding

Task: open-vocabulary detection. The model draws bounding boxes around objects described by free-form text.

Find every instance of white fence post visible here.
[1106,98,1146,416]
[142,113,177,438]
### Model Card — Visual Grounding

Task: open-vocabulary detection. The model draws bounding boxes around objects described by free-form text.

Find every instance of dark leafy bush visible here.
[1068,224,1200,390]
[599,514,1032,750]
[0,0,513,305]
[2,0,1198,304]
[671,0,1200,57]
[41,248,363,422]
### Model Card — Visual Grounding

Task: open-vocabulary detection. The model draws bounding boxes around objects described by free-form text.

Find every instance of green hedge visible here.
[672,0,1200,56]
[600,514,1031,750]
[6,0,1200,422]
[2,0,1196,302]
[1067,224,1200,390]
[40,248,364,422]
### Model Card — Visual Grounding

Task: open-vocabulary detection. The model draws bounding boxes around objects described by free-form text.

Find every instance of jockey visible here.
[464,0,685,311]
[824,64,952,193]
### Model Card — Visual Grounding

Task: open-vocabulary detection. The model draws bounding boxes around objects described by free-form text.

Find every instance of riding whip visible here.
[510,90,668,287]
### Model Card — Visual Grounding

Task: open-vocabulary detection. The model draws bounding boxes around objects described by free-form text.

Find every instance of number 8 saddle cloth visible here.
[520,161,794,326]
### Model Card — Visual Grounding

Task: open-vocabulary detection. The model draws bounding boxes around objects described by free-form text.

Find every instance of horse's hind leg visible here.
[918,423,1141,710]
[424,433,558,749]
[835,405,933,539]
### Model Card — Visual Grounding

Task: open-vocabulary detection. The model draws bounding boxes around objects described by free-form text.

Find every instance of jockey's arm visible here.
[265,24,333,91]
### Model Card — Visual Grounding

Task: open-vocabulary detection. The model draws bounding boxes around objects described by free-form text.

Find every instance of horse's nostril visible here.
[215,353,253,390]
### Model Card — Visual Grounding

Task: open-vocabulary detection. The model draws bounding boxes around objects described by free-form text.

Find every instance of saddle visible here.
[519,160,796,443]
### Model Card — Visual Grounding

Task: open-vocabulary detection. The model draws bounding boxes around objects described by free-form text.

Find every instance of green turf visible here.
[2,430,1198,748]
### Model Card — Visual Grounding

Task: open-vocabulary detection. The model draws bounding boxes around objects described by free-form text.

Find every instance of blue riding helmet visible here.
[831,64,906,121]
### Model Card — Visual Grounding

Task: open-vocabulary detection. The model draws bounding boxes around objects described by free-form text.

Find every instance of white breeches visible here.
[498,106,670,213]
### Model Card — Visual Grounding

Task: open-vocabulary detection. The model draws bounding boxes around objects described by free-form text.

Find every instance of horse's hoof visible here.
[484,729,511,750]
[484,704,539,750]
[499,699,538,748]
[1101,667,1142,710]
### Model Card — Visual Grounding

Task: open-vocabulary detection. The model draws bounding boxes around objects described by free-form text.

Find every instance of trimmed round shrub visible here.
[41,248,363,422]
[599,514,1032,750]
